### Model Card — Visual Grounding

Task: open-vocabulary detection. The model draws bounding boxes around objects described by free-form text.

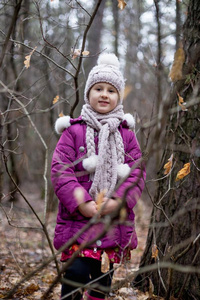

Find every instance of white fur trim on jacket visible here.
[123,113,135,129]
[117,163,131,179]
[55,116,71,134]
[82,155,98,173]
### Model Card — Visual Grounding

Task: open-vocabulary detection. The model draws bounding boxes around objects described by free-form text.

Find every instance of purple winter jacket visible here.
[51,116,145,253]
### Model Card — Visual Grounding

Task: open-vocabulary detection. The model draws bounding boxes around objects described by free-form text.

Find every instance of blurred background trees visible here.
[0,0,182,204]
[1,0,200,299]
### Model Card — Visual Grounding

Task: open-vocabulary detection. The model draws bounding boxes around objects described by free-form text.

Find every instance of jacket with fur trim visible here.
[51,115,145,252]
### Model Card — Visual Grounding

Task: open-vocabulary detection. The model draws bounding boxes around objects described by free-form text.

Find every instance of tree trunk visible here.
[112,0,119,57]
[134,1,200,299]
[0,113,3,199]
[175,0,181,50]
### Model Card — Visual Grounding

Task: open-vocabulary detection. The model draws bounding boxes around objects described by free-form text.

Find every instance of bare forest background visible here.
[0,0,200,299]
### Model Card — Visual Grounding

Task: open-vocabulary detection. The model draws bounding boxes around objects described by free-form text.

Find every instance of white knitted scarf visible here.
[81,104,125,200]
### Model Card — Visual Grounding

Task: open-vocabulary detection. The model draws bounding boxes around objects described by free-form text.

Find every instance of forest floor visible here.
[0,191,153,300]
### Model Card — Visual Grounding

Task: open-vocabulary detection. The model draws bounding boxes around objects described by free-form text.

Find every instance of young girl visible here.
[51,53,145,300]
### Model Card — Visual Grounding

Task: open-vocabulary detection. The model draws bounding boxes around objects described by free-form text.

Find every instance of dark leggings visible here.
[61,257,114,300]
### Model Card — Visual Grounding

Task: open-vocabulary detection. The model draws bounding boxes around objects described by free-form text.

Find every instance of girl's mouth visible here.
[99,101,109,105]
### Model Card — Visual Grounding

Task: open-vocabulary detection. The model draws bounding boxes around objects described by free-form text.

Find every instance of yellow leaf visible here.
[118,0,127,10]
[101,251,110,273]
[176,162,190,181]
[164,154,173,175]
[169,48,185,82]
[71,48,81,59]
[96,190,105,211]
[53,95,59,104]
[24,47,37,69]
[24,55,31,69]
[152,244,158,260]
[177,93,188,111]
[82,50,90,56]
[59,111,64,117]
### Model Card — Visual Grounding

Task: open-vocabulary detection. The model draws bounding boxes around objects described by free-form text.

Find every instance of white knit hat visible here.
[84,53,125,104]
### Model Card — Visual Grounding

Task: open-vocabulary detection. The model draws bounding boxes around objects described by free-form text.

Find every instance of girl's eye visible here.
[109,90,114,93]
[96,88,101,91]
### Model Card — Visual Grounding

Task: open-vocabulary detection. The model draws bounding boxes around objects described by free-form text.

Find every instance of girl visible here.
[51,53,145,300]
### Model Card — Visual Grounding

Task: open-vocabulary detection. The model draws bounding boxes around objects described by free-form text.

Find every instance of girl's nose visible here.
[101,90,108,98]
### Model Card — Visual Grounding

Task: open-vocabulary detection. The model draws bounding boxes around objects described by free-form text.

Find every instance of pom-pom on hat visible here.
[84,53,125,104]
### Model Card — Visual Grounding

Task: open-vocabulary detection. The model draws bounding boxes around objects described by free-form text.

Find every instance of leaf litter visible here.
[0,193,151,299]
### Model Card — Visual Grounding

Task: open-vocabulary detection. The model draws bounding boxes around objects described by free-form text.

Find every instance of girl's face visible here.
[89,82,119,114]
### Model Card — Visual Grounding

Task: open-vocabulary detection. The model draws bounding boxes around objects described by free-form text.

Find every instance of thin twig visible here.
[35,1,77,70]
[0,30,74,78]
[70,0,103,117]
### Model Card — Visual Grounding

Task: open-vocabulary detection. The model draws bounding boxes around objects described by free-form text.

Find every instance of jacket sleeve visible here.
[51,128,93,214]
[114,130,146,209]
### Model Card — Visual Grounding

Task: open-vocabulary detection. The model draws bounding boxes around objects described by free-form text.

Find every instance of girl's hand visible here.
[100,197,120,216]
[78,201,98,218]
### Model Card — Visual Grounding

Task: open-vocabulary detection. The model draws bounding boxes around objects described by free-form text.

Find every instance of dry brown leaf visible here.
[24,47,37,69]
[118,0,127,10]
[24,55,31,69]
[82,50,90,56]
[176,162,190,181]
[53,95,59,104]
[163,154,173,175]
[42,273,55,284]
[169,48,185,82]
[177,93,188,111]
[25,283,39,294]
[59,111,64,117]
[71,48,81,59]
[148,278,154,298]
[101,251,110,273]
[152,244,159,260]
[96,190,106,211]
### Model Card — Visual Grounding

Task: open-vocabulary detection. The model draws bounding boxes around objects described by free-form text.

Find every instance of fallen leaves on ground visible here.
[0,193,151,299]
